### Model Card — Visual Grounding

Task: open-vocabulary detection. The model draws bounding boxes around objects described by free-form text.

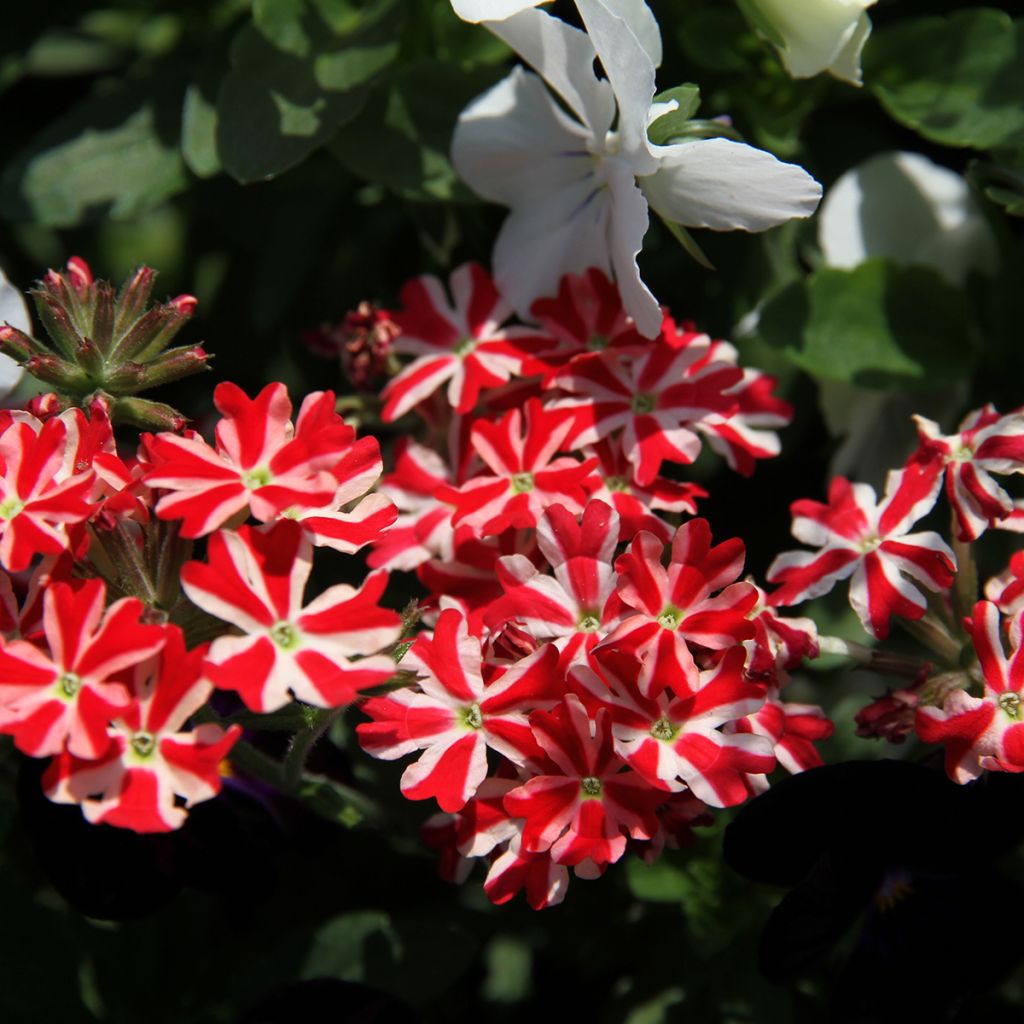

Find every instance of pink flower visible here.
[767,465,954,639]
[42,628,240,832]
[180,521,402,711]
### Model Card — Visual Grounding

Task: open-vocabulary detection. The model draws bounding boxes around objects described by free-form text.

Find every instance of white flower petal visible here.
[641,137,822,232]
[484,7,615,136]
[818,151,997,286]
[492,176,612,319]
[604,157,662,337]
[576,0,658,170]
[450,0,546,22]
[452,67,594,207]
[750,0,877,84]
[599,0,661,67]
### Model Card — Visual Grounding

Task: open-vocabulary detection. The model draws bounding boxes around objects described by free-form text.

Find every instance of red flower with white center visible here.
[548,334,742,487]
[356,609,560,812]
[180,521,401,712]
[585,439,704,543]
[380,262,549,422]
[485,502,625,668]
[917,602,1024,781]
[767,465,954,639]
[145,383,354,537]
[912,406,1024,541]
[986,551,1024,616]
[572,647,775,807]
[0,417,95,571]
[503,695,661,868]
[524,267,645,380]
[368,440,456,571]
[0,579,166,758]
[42,628,240,833]
[744,584,819,683]
[438,399,598,536]
[600,519,758,696]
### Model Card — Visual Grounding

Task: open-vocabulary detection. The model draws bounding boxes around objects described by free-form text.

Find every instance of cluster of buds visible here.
[0,258,209,430]
[303,301,399,392]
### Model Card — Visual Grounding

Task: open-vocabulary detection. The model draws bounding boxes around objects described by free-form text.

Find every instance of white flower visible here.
[818,151,997,287]
[0,265,30,399]
[451,1,822,337]
[745,0,878,85]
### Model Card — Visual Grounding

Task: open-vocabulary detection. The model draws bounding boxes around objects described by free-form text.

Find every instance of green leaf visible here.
[330,57,503,201]
[216,1,399,183]
[866,9,1024,151]
[756,260,974,389]
[302,912,477,1005]
[1,82,186,227]
[181,82,221,178]
[626,855,691,903]
[647,84,701,145]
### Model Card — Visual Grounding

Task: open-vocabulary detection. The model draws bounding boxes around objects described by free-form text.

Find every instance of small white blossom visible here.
[451,1,822,336]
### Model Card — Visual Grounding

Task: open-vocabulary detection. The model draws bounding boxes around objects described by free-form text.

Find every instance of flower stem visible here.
[816,635,930,678]
[284,706,344,793]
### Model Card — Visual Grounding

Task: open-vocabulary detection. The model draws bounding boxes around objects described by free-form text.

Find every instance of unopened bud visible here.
[0,325,38,361]
[107,395,188,432]
[67,257,94,293]
[26,393,65,419]
[169,294,198,315]
[23,354,91,390]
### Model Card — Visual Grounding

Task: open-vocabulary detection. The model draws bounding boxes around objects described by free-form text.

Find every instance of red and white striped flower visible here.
[0,579,166,758]
[912,405,1024,541]
[503,695,661,868]
[0,416,94,571]
[573,646,775,806]
[380,262,548,421]
[180,521,402,712]
[438,399,598,536]
[485,502,625,667]
[986,551,1024,616]
[767,465,954,639]
[601,519,758,695]
[145,383,355,537]
[42,628,240,832]
[524,267,645,380]
[357,609,560,812]
[367,440,456,571]
[548,333,742,486]
[917,602,1024,780]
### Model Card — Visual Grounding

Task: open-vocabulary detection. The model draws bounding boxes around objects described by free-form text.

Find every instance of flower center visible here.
[631,393,657,415]
[461,703,483,729]
[588,333,610,351]
[453,337,477,358]
[650,716,678,741]
[242,467,272,490]
[604,475,630,493]
[270,621,300,650]
[577,611,602,633]
[657,605,681,630]
[510,472,534,494]
[580,775,603,799]
[131,731,157,759]
[999,692,1022,720]
[59,672,82,698]
[0,497,23,520]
